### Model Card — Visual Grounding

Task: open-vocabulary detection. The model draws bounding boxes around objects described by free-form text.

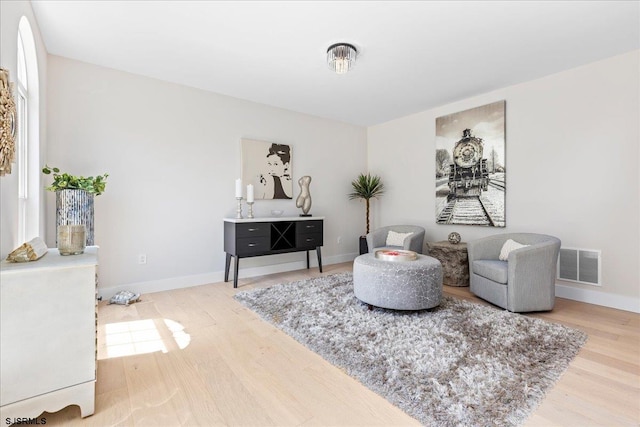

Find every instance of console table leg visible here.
[224,253,231,282]
[316,247,323,273]
[306,251,310,269]
[234,256,239,288]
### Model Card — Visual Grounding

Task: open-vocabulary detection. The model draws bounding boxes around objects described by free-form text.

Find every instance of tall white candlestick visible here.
[247,184,254,203]
[235,178,242,198]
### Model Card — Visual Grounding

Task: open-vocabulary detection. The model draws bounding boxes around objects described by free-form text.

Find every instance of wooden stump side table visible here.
[426,241,469,287]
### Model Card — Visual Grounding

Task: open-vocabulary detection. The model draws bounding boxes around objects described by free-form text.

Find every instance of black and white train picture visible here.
[435,101,505,227]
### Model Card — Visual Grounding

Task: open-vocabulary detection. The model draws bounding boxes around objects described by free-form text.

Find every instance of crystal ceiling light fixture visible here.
[327,43,357,74]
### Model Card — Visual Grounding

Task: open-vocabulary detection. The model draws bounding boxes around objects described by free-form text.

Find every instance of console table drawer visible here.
[297,232,323,249]
[236,223,270,238]
[297,220,323,236]
[236,236,270,255]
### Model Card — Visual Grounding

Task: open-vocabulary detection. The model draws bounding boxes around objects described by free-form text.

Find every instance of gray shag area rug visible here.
[234,273,587,426]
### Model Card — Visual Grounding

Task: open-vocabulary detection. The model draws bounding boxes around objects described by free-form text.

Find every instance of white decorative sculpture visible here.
[296,175,312,216]
[6,237,48,262]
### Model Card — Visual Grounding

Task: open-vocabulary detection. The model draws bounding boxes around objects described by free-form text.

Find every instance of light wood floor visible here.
[43,262,639,426]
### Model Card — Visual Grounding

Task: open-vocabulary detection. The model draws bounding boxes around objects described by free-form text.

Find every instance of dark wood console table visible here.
[224,217,324,288]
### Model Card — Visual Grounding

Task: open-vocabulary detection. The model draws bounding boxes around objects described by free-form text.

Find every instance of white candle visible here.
[235,178,242,198]
[247,184,254,203]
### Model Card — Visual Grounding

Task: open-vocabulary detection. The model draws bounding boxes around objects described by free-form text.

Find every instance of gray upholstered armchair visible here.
[366,225,426,254]
[467,233,561,312]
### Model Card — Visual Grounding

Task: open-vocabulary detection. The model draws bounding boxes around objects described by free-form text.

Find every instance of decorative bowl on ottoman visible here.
[374,249,418,262]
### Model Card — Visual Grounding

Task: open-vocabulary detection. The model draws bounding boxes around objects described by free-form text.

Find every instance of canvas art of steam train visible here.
[447,128,489,200]
[435,100,506,227]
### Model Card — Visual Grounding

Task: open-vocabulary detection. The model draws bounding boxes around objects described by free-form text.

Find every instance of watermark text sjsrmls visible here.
[5,418,47,425]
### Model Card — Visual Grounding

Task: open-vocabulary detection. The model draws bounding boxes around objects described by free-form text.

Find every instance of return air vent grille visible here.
[557,247,601,286]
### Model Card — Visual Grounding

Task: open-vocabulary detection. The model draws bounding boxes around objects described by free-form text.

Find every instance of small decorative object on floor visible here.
[57,224,86,255]
[108,290,141,306]
[374,249,418,262]
[6,237,48,262]
[448,232,461,244]
[296,175,312,216]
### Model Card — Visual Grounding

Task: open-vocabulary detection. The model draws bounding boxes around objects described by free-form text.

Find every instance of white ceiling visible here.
[31,1,639,127]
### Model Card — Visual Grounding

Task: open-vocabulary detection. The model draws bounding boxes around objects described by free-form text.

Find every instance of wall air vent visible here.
[557,247,601,286]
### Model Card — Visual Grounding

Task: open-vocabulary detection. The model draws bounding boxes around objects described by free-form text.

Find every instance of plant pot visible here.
[56,189,94,246]
[359,236,368,255]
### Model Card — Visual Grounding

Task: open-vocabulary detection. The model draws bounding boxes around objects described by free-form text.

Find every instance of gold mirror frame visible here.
[0,68,17,176]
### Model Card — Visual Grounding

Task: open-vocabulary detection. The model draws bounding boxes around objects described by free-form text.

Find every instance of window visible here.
[16,32,28,242]
[16,17,40,243]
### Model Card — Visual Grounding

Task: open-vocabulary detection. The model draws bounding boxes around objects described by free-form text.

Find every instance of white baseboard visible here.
[555,283,640,313]
[98,252,358,300]
[101,256,638,314]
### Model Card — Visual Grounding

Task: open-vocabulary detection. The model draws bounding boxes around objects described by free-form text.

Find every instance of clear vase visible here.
[57,224,86,255]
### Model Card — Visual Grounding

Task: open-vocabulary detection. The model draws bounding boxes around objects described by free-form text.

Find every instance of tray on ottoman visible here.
[374,249,418,262]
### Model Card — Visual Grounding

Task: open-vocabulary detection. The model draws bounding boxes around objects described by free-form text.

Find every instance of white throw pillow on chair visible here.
[386,231,413,247]
[499,239,529,261]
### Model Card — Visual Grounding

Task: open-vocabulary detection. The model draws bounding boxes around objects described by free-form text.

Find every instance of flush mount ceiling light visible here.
[327,43,357,74]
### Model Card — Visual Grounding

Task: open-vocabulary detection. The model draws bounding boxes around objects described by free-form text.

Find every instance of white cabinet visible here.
[0,247,98,421]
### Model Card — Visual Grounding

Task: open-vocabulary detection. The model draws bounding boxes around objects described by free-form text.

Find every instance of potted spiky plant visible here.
[349,173,384,254]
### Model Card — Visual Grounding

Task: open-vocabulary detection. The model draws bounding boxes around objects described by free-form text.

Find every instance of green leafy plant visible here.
[348,173,384,235]
[42,165,108,196]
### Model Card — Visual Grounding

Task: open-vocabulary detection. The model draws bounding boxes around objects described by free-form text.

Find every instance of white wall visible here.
[368,51,640,312]
[11,10,638,311]
[0,1,48,257]
[46,56,367,296]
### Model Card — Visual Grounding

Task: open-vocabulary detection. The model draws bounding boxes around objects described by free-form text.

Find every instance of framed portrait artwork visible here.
[241,139,293,200]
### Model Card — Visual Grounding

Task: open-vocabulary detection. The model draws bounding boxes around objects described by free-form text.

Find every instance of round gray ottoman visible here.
[353,253,443,310]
